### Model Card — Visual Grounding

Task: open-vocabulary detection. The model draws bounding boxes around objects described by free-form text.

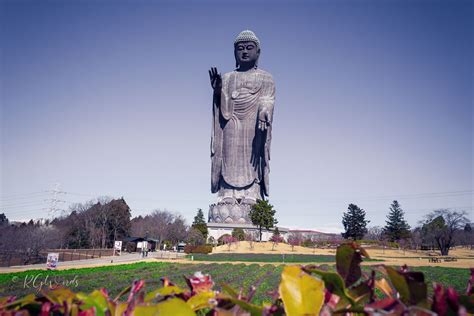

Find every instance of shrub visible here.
[217,234,231,245]
[183,244,212,254]
[231,228,245,241]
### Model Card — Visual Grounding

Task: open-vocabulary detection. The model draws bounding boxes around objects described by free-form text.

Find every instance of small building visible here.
[123,237,159,252]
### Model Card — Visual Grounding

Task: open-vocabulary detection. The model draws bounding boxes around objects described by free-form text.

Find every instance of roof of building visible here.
[289,229,336,235]
[124,237,160,243]
[207,222,289,232]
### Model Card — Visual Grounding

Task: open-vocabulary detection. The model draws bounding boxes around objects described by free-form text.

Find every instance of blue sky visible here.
[1,0,472,233]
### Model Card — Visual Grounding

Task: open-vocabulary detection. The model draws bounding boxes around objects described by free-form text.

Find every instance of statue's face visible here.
[235,41,259,67]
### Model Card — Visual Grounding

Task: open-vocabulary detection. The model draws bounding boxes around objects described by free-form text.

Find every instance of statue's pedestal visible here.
[207,222,289,242]
[208,201,253,224]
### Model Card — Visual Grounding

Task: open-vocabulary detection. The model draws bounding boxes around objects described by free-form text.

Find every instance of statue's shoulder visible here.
[256,69,274,82]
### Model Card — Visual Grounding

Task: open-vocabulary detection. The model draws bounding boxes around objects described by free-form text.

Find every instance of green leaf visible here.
[134,298,196,316]
[2,293,37,309]
[459,294,474,313]
[77,290,109,316]
[336,243,369,287]
[220,283,239,298]
[43,287,77,306]
[227,298,264,316]
[349,281,371,303]
[385,266,427,306]
[144,286,185,302]
[279,265,324,316]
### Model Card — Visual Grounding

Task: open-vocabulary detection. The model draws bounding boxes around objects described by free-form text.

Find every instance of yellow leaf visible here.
[133,298,196,316]
[186,291,216,311]
[375,278,394,297]
[113,303,128,316]
[144,286,185,302]
[279,265,324,316]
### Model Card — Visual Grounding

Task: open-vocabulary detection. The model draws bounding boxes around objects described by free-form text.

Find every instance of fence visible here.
[0,249,114,267]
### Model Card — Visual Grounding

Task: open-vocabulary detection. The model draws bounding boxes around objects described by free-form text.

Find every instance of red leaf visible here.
[365,297,399,311]
[127,280,145,303]
[40,302,51,316]
[467,268,474,295]
[186,272,214,294]
[432,284,448,316]
[447,287,460,312]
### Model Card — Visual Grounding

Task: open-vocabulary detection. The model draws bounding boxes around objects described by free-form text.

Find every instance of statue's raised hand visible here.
[209,67,222,92]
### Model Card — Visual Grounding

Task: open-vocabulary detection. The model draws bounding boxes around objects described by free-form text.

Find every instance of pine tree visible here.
[192,209,208,239]
[342,203,369,240]
[383,200,411,242]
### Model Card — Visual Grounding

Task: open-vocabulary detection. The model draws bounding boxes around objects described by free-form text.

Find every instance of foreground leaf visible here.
[186,291,216,311]
[304,266,355,305]
[77,290,109,316]
[385,266,427,306]
[336,242,369,287]
[134,298,195,316]
[375,278,394,297]
[279,265,324,316]
[144,286,185,302]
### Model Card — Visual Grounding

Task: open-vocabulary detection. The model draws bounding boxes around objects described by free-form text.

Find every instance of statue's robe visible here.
[211,68,275,199]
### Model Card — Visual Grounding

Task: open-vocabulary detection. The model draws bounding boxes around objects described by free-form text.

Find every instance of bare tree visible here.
[420,209,469,256]
[131,210,188,249]
[245,231,258,250]
[364,226,383,242]
[288,233,303,251]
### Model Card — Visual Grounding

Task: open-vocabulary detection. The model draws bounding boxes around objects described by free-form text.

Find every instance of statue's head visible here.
[234,30,260,70]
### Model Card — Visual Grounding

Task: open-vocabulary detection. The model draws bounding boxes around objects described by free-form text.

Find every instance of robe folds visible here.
[211,68,275,198]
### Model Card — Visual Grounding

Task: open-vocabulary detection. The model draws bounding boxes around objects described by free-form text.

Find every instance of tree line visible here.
[0,197,191,265]
[341,200,472,255]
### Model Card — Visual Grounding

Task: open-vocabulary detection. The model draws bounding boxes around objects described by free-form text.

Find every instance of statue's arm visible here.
[257,77,275,131]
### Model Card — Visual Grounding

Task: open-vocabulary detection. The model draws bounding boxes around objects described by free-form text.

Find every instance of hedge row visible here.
[184,244,213,254]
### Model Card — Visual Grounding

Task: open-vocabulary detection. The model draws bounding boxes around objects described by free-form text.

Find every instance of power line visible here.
[0,192,49,202]
[0,200,49,208]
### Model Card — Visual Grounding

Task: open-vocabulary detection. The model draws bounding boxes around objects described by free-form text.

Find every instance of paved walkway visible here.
[0,251,187,274]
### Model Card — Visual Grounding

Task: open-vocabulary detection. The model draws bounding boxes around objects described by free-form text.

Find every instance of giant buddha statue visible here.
[208,30,276,224]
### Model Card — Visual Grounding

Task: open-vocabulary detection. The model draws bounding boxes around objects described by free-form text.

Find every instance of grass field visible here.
[188,253,338,263]
[0,262,470,304]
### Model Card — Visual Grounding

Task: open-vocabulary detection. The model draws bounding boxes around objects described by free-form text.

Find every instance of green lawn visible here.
[0,262,470,304]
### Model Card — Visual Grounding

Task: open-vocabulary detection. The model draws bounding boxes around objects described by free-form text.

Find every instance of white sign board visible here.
[47,253,59,270]
[114,241,122,250]
[137,241,148,249]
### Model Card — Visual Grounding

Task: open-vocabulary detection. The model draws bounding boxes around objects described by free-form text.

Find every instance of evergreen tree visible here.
[383,200,411,242]
[342,203,369,240]
[0,213,8,227]
[249,199,278,241]
[192,209,208,239]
